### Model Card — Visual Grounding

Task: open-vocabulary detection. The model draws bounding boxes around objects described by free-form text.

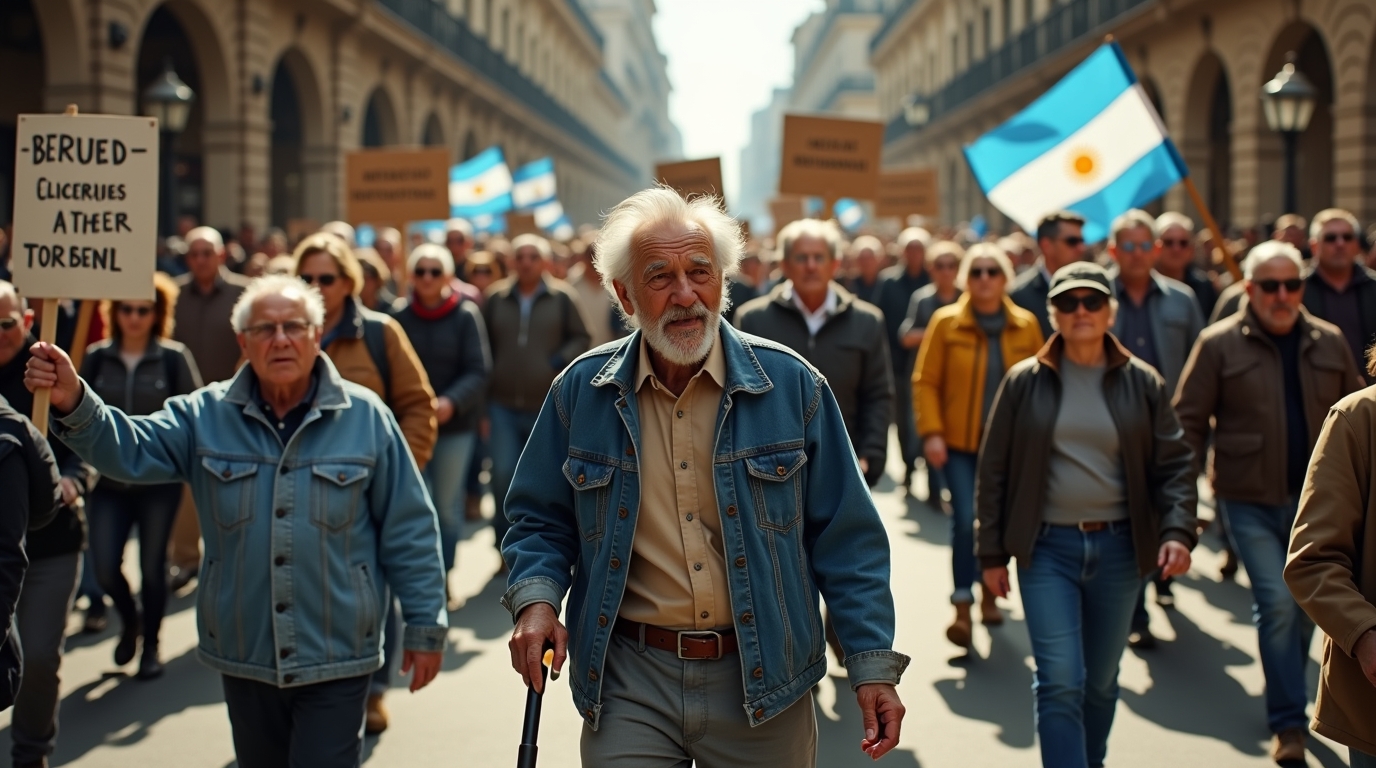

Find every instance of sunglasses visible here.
[1323,232,1356,244]
[1115,241,1153,253]
[967,266,1003,280]
[470,268,493,277]
[1254,278,1303,294]
[1060,236,1085,247]
[414,267,444,279]
[1160,238,1191,249]
[1051,293,1109,313]
[299,273,338,287]
[932,260,959,271]
[118,305,154,317]
[0,317,18,331]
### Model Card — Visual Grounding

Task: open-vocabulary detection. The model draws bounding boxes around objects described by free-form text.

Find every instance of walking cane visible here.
[517,643,555,768]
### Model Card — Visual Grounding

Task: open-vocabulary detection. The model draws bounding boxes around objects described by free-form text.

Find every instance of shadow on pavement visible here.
[448,574,515,642]
[932,621,1036,749]
[65,590,199,652]
[814,675,923,768]
[1118,607,1267,757]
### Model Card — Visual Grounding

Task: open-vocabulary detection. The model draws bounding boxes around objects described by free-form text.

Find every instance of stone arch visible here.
[28,0,84,97]
[362,86,400,147]
[269,47,327,228]
[1256,21,1336,220]
[134,0,235,125]
[463,128,480,160]
[422,111,445,147]
[1181,50,1233,228]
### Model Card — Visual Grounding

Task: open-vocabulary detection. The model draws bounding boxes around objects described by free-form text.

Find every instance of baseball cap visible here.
[1047,261,1113,299]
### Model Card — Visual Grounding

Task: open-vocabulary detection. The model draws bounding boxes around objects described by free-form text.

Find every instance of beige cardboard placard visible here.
[769,197,807,234]
[345,147,451,226]
[11,113,160,300]
[876,168,940,218]
[655,158,725,206]
[286,218,321,244]
[505,213,540,237]
[778,115,884,202]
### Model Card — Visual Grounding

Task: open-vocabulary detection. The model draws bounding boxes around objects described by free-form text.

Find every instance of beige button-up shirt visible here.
[619,335,733,631]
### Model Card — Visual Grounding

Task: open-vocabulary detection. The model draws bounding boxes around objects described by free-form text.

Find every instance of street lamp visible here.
[1260,51,1316,215]
[902,92,931,128]
[142,57,196,237]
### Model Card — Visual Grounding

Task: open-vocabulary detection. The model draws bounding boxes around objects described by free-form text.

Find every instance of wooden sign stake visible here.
[30,104,80,436]
[1183,177,1242,282]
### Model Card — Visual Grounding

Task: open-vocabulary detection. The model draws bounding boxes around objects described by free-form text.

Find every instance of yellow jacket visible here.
[912,294,1043,453]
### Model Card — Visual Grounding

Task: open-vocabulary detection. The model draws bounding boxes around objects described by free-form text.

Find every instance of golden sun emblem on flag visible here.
[1066,147,1102,184]
[473,184,484,196]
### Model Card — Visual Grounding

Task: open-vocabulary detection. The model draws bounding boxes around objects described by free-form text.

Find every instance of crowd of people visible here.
[1,194,1376,768]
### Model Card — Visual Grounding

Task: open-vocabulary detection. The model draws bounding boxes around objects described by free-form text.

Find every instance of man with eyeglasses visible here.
[1304,209,1376,381]
[1011,211,1088,338]
[24,274,448,768]
[1175,241,1363,763]
[1154,212,1219,320]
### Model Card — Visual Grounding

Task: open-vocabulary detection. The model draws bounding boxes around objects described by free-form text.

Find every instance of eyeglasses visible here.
[931,260,959,271]
[0,317,19,332]
[1050,293,1109,313]
[471,268,493,277]
[967,266,1003,280]
[1160,238,1191,249]
[788,252,831,266]
[1254,278,1303,294]
[1060,236,1085,247]
[299,273,338,287]
[118,305,153,317]
[1115,241,1153,253]
[1323,232,1356,244]
[243,321,314,342]
[414,267,444,279]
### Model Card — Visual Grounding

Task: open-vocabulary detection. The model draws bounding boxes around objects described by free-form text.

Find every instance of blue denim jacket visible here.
[501,323,909,729]
[52,356,447,687]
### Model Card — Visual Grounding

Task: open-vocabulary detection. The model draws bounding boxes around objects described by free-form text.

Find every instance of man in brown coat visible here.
[1286,378,1376,767]
[1174,240,1363,763]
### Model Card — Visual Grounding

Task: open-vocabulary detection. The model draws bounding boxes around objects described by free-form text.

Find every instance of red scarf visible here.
[409,289,460,320]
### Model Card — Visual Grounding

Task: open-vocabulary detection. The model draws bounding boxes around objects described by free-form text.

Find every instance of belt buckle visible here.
[1078,520,1106,532]
[677,630,723,660]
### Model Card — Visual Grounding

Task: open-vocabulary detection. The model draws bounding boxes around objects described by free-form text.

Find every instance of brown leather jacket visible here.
[1174,307,1362,506]
[1286,388,1376,754]
[975,334,1198,577]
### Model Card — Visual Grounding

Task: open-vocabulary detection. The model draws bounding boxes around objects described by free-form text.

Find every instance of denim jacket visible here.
[52,356,447,688]
[501,323,908,729]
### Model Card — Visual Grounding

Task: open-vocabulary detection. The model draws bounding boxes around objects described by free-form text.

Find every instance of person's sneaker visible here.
[365,694,390,735]
[1128,628,1157,649]
[1271,727,1306,763]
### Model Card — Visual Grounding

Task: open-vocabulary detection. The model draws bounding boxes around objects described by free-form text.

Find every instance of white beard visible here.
[640,301,719,366]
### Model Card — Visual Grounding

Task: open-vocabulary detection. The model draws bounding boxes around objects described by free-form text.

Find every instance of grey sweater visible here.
[1043,359,1128,525]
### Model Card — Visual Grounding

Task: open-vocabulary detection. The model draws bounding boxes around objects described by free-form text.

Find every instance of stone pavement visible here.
[0,447,1357,767]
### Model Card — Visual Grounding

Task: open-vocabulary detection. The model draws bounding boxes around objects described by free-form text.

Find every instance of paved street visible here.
[0,439,1357,768]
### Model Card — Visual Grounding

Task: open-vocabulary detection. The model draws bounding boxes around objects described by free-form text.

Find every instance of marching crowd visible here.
[2,193,1376,767]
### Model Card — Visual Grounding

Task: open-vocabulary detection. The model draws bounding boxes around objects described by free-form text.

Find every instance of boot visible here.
[114,615,141,667]
[365,693,389,735]
[136,645,163,680]
[946,603,973,647]
[980,586,1003,626]
[1220,547,1239,580]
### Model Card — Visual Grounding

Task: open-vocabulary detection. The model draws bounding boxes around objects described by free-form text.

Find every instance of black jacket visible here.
[392,297,491,434]
[976,334,1199,577]
[733,282,894,486]
[1009,266,1053,339]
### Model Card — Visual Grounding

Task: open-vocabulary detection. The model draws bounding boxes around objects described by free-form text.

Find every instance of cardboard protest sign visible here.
[10,113,160,300]
[506,213,540,237]
[778,115,884,202]
[286,218,321,244]
[345,147,450,226]
[655,158,725,206]
[769,197,807,234]
[876,168,940,218]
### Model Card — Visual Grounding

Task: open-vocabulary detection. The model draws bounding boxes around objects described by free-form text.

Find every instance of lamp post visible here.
[141,58,196,237]
[902,92,931,129]
[1260,51,1317,216]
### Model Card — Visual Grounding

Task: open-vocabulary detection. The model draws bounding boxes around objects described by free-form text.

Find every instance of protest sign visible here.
[778,115,884,203]
[506,213,540,237]
[769,197,807,234]
[655,158,725,206]
[876,168,940,218]
[345,147,450,225]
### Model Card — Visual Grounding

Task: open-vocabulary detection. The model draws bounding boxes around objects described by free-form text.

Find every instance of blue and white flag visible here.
[963,42,1187,243]
[410,220,448,245]
[511,158,558,211]
[533,200,565,230]
[549,216,574,242]
[450,147,513,218]
[833,198,866,232]
[471,213,507,235]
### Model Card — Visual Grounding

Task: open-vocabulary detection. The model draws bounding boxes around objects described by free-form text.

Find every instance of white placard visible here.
[11,113,160,300]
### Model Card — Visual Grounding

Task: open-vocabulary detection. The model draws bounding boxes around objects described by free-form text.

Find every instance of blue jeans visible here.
[488,403,541,555]
[946,450,981,604]
[425,431,477,573]
[1352,748,1376,768]
[1221,497,1313,733]
[87,483,183,649]
[1018,522,1140,768]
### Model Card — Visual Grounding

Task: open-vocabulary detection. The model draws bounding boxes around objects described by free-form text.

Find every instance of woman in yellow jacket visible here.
[914,242,1044,648]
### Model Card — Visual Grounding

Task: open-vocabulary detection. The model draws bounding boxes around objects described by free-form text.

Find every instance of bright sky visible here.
[653,0,825,210]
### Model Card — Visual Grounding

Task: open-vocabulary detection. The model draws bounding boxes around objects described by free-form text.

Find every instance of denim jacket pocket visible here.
[563,456,614,541]
[743,447,807,531]
[201,457,259,531]
[310,464,371,532]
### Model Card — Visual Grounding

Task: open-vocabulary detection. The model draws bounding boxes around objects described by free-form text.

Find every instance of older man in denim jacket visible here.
[504,189,909,766]
[25,275,446,768]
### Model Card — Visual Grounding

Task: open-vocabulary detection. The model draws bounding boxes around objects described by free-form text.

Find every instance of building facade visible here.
[583,0,682,165]
[0,0,680,233]
[872,0,1376,232]
[738,87,791,231]
[789,0,885,119]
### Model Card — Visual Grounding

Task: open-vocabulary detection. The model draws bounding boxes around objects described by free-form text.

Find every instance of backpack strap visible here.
[360,310,393,404]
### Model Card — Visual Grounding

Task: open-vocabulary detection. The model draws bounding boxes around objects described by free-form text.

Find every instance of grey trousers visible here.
[11,553,81,764]
[581,633,817,768]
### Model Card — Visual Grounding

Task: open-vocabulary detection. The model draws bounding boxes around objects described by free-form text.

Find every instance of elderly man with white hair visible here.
[503,188,909,766]
[24,275,448,768]
[1174,241,1363,763]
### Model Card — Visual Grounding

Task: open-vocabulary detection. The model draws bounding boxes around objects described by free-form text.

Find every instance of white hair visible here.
[230,275,326,333]
[511,233,552,259]
[445,218,474,237]
[407,243,455,276]
[850,235,883,257]
[897,227,932,250]
[1110,209,1157,243]
[1154,211,1195,235]
[319,221,356,248]
[593,187,744,325]
[1243,240,1305,280]
[956,242,1016,290]
[1310,208,1361,241]
[185,226,224,250]
[778,218,842,262]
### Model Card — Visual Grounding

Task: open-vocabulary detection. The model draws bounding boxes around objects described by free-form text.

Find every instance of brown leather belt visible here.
[1050,520,1127,533]
[614,618,738,660]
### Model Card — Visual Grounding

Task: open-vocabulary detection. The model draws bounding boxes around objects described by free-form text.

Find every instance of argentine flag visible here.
[450,147,514,218]
[512,158,558,211]
[471,213,506,235]
[833,198,866,232]
[964,42,1187,243]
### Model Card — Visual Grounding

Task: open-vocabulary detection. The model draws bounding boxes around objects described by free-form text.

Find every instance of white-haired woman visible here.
[913,242,1044,648]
